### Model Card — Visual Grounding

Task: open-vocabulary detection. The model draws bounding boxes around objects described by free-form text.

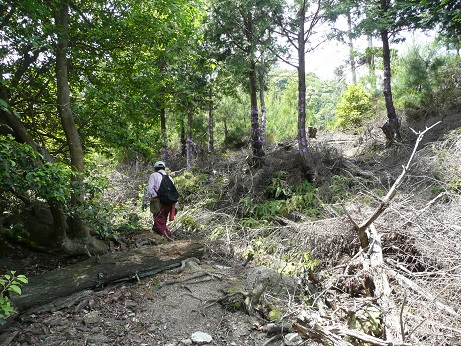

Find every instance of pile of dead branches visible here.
[188,123,461,346]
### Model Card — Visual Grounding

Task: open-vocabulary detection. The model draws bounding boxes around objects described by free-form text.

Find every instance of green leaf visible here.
[16,276,28,284]
[7,285,21,295]
[0,99,8,112]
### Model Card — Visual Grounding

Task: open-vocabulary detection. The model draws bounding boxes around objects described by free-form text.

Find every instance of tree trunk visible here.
[259,70,267,151]
[249,63,263,158]
[10,241,205,313]
[297,4,310,169]
[181,118,187,156]
[223,117,228,150]
[368,225,403,342]
[160,105,170,164]
[380,25,401,144]
[186,102,194,168]
[208,92,214,153]
[54,2,106,255]
[347,12,357,84]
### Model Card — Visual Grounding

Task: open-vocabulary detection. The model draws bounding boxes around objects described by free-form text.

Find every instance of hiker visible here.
[142,161,179,239]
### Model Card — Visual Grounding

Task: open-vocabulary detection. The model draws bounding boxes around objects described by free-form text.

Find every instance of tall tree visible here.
[0,0,206,254]
[347,11,357,84]
[1,0,108,254]
[206,0,281,160]
[327,0,432,144]
[274,0,329,168]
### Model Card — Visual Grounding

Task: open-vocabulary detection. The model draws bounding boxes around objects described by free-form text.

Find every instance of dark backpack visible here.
[157,173,180,204]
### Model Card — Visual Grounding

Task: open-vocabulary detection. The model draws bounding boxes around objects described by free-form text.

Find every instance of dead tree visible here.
[347,122,440,343]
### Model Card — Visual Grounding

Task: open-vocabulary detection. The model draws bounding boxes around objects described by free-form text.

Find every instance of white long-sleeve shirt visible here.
[142,170,175,204]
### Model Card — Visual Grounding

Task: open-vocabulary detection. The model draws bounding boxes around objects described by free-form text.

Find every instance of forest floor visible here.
[0,234,280,346]
[1,112,461,346]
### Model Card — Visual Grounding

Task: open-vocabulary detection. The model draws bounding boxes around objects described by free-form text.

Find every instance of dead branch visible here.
[293,321,413,346]
[388,268,460,319]
[265,322,293,334]
[157,272,213,289]
[355,121,440,249]
[368,223,403,342]
[328,324,412,346]
[157,258,222,289]
[340,123,441,345]
[204,291,248,308]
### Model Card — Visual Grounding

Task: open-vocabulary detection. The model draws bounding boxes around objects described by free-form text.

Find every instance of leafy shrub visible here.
[0,135,127,241]
[0,135,71,205]
[265,171,292,199]
[335,84,372,130]
[174,171,209,204]
[328,175,355,203]
[393,42,461,118]
[240,177,323,220]
[280,250,318,276]
[0,271,28,325]
[393,43,446,118]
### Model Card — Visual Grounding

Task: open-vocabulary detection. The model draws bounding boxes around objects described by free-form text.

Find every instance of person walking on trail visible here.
[142,161,178,239]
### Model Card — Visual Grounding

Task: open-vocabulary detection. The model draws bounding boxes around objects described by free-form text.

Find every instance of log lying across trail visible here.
[11,240,204,312]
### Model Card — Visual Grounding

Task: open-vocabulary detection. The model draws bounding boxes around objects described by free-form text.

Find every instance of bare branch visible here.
[356,122,441,248]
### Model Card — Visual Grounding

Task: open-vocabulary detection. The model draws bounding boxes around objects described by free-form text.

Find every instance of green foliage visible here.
[0,135,71,204]
[174,171,210,204]
[268,308,282,321]
[328,175,355,203]
[240,175,322,221]
[214,91,250,150]
[280,250,318,277]
[266,171,292,199]
[175,214,204,233]
[394,42,461,118]
[250,236,279,257]
[0,271,28,325]
[265,71,343,141]
[335,84,373,130]
[348,306,383,342]
[0,136,134,241]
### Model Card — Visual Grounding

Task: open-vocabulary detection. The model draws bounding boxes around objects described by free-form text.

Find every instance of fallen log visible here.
[368,224,403,342]
[10,240,204,312]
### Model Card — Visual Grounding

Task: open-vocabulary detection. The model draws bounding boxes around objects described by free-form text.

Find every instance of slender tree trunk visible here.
[367,35,377,91]
[249,63,263,158]
[380,27,401,144]
[347,12,357,84]
[186,102,194,168]
[160,106,170,165]
[181,119,187,156]
[381,29,396,120]
[297,4,310,168]
[258,72,267,151]
[208,97,214,153]
[54,2,106,255]
[223,117,228,151]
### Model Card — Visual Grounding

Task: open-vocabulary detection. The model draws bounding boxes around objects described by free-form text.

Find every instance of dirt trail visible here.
[0,239,271,346]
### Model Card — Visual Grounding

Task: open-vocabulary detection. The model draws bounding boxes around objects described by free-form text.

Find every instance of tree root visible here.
[157,257,222,289]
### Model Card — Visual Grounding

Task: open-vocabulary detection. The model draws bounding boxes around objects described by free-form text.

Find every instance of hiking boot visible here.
[152,227,164,236]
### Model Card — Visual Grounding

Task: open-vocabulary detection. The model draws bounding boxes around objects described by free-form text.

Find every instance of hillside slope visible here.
[1,113,460,346]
